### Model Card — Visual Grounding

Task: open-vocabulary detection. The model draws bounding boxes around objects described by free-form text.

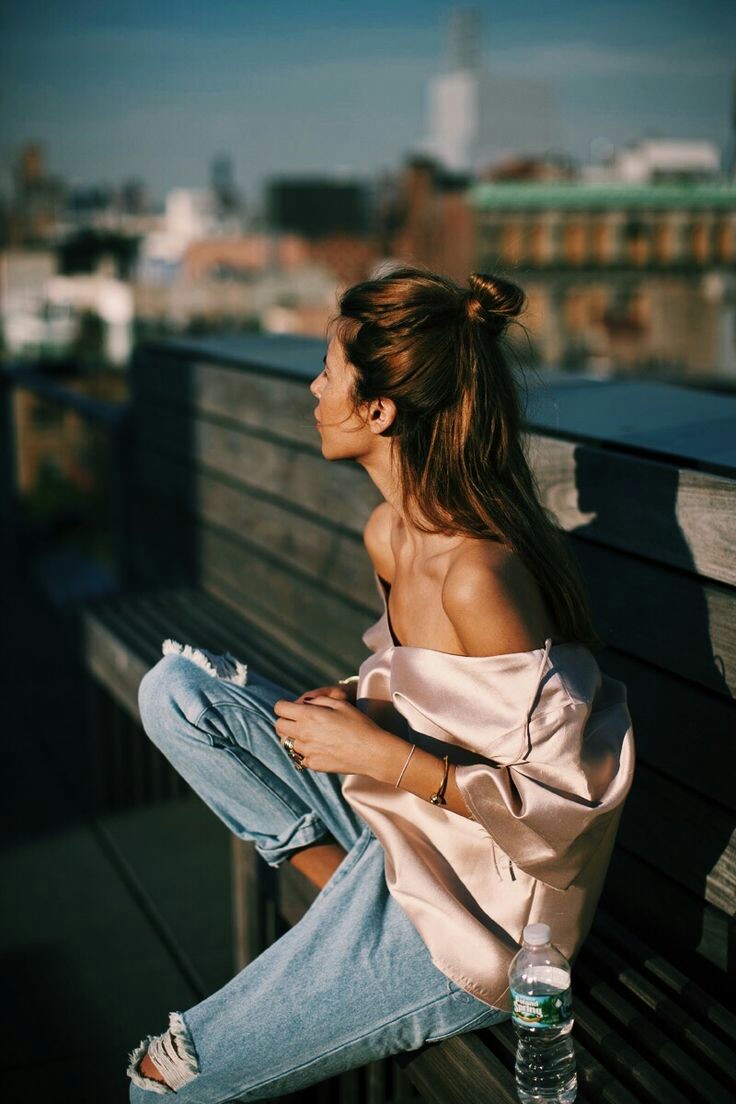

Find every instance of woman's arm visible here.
[370,732,474,820]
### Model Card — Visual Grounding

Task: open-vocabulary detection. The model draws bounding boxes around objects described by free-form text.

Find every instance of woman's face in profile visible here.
[309,333,365,459]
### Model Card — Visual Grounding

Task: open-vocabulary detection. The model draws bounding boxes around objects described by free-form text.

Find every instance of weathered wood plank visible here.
[277,856,321,928]
[573,960,732,1102]
[133,352,321,448]
[527,434,736,587]
[129,464,736,697]
[129,445,376,603]
[583,930,735,1080]
[397,1031,519,1104]
[574,539,736,697]
[600,847,735,989]
[134,337,736,473]
[132,401,378,533]
[524,377,736,474]
[569,989,694,1104]
[489,1017,640,1104]
[195,525,374,672]
[82,607,154,717]
[599,647,736,813]
[591,909,736,1044]
[231,838,268,972]
[618,762,735,917]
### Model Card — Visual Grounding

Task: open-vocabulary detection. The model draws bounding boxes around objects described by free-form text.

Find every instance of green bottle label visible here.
[511,986,572,1028]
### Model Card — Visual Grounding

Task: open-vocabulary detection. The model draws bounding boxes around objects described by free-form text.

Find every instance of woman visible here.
[127,267,635,1099]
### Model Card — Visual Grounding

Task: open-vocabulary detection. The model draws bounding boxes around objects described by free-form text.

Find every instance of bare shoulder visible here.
[442,542,554,657]
[362,501,397,583]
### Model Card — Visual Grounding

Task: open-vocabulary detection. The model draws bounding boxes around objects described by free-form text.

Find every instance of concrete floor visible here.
[0,576,233,1102]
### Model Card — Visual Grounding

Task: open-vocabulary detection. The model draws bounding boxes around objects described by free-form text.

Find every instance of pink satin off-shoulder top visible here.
[340,570,636,1011]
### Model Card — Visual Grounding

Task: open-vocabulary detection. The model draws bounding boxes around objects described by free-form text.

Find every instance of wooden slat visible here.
[82,607,154,717]
[524,377,736,474]
[125,491,370,675]
[574,956,733,1102]
[574,539,736,697]
[133,339,736,473]
[570,990,694,1104]
[592,909,736,1045]
[600,847,736,991]
[197,526,373,671]
[133,351,320,448]
[231,837,269,972]
[132,401,376,532]
[598,648,736,812]
[489,1017,639,1104]
[583,931,735,1081]
[129,444,377,604]
[277,858,321,928]
[618,762,735,916]
[133,587,326,692]
[527,434,736,587]
[87,586,329,702]
[397,1031,519,1104]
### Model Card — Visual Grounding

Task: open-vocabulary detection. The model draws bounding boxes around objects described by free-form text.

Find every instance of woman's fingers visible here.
[295,685,348,703]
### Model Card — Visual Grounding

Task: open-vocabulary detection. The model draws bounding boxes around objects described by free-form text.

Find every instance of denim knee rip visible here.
[127,1011,200,1094]
[161,639,249,686]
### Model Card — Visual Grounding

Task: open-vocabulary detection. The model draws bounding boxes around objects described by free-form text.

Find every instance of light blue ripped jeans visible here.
[127,647,509,1101]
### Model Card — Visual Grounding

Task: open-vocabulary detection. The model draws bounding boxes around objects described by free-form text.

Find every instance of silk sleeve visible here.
[454,681,635,891]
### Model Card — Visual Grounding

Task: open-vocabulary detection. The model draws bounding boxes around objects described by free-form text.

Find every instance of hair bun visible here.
[465,273,526,333]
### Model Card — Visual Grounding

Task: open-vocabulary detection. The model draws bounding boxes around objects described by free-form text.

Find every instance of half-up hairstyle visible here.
[335,265,601,649]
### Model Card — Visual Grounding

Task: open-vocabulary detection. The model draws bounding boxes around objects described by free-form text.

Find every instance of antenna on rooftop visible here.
[447,6,483,72]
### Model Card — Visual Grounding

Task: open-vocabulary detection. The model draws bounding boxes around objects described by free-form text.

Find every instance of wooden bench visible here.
[80,333,736,1104]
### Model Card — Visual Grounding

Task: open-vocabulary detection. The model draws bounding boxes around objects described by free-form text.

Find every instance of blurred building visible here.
[266,178,372,239]
[387,157,476,283]
[424,7,558,173]
[136,225,380,337]
[584,138,723,185]
[165,189,220,247]
[0,249,74,357]
[471,181,736,380]
[6,143,66,246]
[210,155,243,224]
[1,248,133,366]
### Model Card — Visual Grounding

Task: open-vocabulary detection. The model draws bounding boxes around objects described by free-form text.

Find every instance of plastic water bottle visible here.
[508,922,577,1103]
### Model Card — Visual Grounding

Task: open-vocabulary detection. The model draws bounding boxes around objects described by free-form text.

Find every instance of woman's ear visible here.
[369,398,397,435]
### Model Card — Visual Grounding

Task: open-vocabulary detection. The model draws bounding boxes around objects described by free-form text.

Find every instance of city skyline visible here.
[1,0,735,206]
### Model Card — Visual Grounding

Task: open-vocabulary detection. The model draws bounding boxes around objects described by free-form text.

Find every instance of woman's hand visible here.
[273,694,387,776]
[293,682,357,706]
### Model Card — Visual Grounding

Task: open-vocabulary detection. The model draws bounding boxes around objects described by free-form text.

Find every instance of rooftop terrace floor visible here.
[0,576,234,1102]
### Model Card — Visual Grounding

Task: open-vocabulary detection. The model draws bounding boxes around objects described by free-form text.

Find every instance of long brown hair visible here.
[335,265,602,649]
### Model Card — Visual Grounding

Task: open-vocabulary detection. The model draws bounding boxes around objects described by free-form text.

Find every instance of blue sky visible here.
[1,1,734,207]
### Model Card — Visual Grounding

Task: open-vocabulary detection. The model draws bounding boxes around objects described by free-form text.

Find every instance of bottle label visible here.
[511,985,572,1028]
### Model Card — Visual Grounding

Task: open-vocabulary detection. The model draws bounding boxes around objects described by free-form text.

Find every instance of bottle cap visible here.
[523,922,551,946]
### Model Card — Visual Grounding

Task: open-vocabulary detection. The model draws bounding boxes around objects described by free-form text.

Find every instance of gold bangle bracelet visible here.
[430,755,450,806]
[395,744,416,788]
